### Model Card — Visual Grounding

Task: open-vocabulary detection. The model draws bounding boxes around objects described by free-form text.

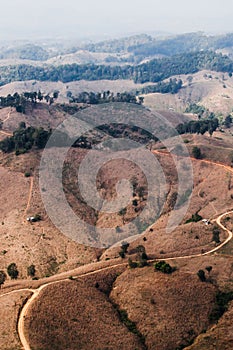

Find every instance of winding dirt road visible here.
[0,111,13,137]
[1,148,233,349]
[14,208,233,350]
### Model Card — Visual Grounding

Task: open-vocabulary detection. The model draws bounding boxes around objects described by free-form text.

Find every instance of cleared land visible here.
[24,278,144,350]
[0,290,32,350]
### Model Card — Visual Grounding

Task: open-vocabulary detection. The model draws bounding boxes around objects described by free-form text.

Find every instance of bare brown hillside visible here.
[185,302,233,350]
[110,267,217,350]
[24,265,221,350]
[144,70,233,115]
[0,290,32,350]
[24,278,145,350]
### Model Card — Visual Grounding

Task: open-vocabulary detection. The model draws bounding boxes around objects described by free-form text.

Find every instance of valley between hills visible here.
[1,32,233,349]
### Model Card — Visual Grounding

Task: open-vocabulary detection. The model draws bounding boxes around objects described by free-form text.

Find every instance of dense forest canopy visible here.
[0,51,232,86]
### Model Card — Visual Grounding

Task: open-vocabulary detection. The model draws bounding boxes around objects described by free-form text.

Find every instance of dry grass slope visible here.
[25,277,144,350]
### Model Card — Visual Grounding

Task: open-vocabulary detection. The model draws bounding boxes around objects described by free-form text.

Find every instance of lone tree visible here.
[7,263,19,280]
[206,266,212,274]
[0,270,6,289]
[118,208,127,224]
[192,146,202,159]
[197,269,206,282]
[27,264,36,278]
[119,241,129,258]
[212,227,220,244]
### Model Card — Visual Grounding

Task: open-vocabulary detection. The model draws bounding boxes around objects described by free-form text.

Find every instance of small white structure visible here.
[27,216,36,222]
[202,219,210,226]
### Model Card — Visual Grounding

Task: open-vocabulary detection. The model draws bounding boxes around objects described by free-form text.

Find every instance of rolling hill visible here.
[1,31,233,349]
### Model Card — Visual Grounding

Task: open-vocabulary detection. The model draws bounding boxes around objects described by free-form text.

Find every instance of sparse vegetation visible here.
[197,269,206,282]
[27,264,36,278]
[205,266,213,274]
[128,258,138,269]
[0,270,6,288]
[118,208,127,224]
[154,261,175,274]
[192,146,202,159]
[119,241,129,258]
[7,263,19,280]
[2,31,233,350]
[209,291,233,322]
[212,226,220,244]
[185,211,203,223]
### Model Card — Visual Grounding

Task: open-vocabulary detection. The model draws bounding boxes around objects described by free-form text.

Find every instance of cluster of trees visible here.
[0,120,157,155]
[0,124,51,154]
[97,124,157,145]
[69,90,144,105]
[133,51,233,84]
[0,51,232,86]
[185,211,203,223]
[137,78,183,95]
[185,103,208,117]
[0,263,36,288]
[0,263,19,288]
[176,118,219,136]
[154,260,175,274]
[118,242,149,268]
[128,245,149,268]
[0,91,59,113]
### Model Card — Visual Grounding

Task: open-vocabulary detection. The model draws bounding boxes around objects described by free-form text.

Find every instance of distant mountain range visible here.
[1,32,233,63]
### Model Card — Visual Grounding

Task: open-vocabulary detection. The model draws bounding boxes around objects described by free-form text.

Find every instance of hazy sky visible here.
[0,0,232,40]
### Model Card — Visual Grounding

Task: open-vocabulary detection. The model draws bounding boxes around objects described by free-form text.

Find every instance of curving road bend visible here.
[0,147,233,349]
[14,210,233,350]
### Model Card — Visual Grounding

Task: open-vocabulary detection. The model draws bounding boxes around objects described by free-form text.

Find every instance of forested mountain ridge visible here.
[128,32,233,57]
[0,51,232,86]
[2,32,233,64]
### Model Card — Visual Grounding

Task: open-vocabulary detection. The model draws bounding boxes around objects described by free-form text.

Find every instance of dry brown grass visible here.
[21,253,233,350]
[25,277,144,350]
[0,103,71,133]
[1,122,233,278]
[110,267,217,350]
[0,290,32,350]
[143,70,233,115]
[0,149,99,279]
[101,150,231,260]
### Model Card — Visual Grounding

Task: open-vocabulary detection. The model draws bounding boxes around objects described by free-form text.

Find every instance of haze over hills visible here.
[1,28,233,350]
[1,32,233,64]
